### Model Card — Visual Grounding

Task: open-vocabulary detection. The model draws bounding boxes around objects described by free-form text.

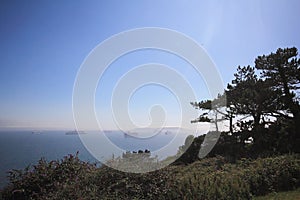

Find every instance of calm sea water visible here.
[0,129,191,188]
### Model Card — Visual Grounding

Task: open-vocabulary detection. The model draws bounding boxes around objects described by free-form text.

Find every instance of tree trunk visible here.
[229,115,233,134]
[252,114,261,144]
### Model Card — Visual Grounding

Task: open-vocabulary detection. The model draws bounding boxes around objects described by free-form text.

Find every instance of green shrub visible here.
[1,152,97,200]
[240,155,300,196]
[167,156,252,200]
[1,153,299,199]
[166,154,299,199]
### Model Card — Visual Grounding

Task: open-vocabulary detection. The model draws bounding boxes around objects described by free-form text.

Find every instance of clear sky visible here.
[0,0,299,130]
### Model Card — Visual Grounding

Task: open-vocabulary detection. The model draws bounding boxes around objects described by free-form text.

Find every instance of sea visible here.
[0,129,195,189]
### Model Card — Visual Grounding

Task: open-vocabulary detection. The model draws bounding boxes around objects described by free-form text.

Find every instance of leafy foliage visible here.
[167,154,300,199]
[1,152,97,200]
[191,47,300,158]
[1,153,299,200]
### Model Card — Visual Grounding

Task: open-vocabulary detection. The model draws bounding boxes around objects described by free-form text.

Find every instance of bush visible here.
[240,155,300,196]
[1,153,299,199]
[167,156,252,200]
[166,154,300,199]
[1,152,97,200]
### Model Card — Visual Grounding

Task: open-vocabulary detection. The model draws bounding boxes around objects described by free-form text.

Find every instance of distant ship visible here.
[31,131,42,134]
[123,131,139,138]
[123,127,193,138]
[65,130,86,135]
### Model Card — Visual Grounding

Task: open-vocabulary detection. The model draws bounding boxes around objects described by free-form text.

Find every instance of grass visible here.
[254,188,300,200]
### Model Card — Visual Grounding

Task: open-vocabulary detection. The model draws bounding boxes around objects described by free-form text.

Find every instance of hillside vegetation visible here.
[0,153,299,200]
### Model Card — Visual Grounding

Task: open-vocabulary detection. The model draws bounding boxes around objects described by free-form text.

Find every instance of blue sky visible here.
[0,0,299,130]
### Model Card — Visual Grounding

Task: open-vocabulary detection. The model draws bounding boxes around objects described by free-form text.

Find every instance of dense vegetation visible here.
[0,47,299,199]
[186,47,300,162]
[0,153,299,199]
